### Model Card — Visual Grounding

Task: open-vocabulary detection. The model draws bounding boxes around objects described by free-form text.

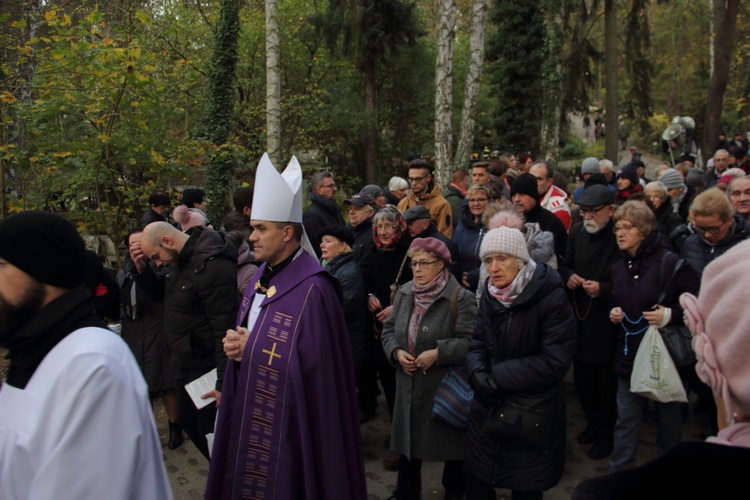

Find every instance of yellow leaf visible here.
[53,151,72,157]
[0,91,15,104]
[151,150,165,165]
[61,14,71,26]
[45,10,57,23]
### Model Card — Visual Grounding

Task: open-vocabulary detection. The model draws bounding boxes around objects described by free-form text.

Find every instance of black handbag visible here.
[482,390,555,454]
[656,254,697,367]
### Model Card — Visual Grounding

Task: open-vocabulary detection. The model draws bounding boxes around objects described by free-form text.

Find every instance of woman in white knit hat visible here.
[463,227,576,500]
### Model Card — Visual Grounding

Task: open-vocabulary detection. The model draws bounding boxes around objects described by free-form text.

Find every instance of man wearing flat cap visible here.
[559,185,620,460]
[404,205,460,280]
[0,211,171,499]
[345,192,378,264]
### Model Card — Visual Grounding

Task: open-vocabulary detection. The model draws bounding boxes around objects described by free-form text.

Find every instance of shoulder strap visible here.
[657,251,684,305]
[395,252,409,283]
[449,286,460,329]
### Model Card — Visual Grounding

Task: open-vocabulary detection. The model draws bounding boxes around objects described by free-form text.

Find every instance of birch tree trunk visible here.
[266,0,282,167]
[604,0,619,163]
[703,0,739,157]
[453,0,488,171]
[539,0,563,163]
[434,0,457,187]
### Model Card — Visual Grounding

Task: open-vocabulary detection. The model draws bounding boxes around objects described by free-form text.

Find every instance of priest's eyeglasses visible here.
[410,259,440,269]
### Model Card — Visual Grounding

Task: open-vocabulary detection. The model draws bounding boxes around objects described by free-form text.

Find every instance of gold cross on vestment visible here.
[262,342,282,366]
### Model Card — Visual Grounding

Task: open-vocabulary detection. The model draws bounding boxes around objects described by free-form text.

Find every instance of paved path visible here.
[159,369,707,499]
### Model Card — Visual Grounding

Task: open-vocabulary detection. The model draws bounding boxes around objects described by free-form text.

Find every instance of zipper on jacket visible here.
[492,310,513,484]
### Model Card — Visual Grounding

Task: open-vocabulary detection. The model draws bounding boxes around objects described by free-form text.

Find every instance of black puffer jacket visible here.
[133,227,238,389]
[464,263,576,492]
[117,258,176,395]
[324,252,370,374]
[349,217,374,266]
[680,214,750,275]
[654,201,684,251]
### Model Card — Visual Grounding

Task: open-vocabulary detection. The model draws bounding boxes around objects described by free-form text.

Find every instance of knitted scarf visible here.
[407,269,449,355]
[487,259,537,308]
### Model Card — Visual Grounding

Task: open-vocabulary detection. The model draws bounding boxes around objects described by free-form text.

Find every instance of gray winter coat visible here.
[381,275,477,461]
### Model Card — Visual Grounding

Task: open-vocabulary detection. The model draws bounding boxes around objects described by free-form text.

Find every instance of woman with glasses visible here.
[608,201,699,472]
[361,205,413,468]
[453,184,495,291]
[381,237,476,500]
[644,181,682,250]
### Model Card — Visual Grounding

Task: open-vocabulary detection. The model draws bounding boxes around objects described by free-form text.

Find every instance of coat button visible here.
[422,327,428,332]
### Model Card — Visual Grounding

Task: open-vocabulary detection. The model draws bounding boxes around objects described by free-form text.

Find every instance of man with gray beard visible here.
[559,185,621,460]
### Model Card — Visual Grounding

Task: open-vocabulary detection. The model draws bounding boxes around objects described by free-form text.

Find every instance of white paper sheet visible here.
[184,368,217,409]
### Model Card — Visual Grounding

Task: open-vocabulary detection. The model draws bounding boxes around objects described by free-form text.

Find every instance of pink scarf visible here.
[408,269,449,355]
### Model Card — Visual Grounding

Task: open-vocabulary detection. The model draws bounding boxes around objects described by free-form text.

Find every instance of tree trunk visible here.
[453,0,488,171]
[604,0,619,163]
[364,56,377,184]
[703,0,739,158]
[266,0,282,167]
[434,0,457,187]
[539,0,563,163]
[203,0,240,223]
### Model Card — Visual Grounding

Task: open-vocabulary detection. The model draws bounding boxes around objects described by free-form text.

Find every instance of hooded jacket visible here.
[133,227,238,389]
[681,214,750,275]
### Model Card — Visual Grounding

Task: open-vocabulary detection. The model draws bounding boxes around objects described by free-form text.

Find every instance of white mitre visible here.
[251,153,315,255]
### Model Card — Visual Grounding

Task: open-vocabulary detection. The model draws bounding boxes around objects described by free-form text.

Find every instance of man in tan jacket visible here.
[397,159,453,238]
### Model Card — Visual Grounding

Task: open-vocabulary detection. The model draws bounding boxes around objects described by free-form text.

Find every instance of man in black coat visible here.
[140,189,171,229]
[559,185,620,459]
[512,173,568,263]
[345,193,377,265]
[303,171,345,258]
[131,222,238,460]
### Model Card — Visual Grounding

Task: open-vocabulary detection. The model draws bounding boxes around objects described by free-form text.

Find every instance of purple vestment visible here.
[205,251,367,499]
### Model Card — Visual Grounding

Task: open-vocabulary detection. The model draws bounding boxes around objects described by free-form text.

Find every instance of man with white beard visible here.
[559,185,621,461]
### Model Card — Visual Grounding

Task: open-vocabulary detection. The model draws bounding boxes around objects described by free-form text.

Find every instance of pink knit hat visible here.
[680,239,750,422]
[172,205,206,232]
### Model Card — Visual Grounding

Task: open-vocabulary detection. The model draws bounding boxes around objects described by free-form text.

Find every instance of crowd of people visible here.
[2,140,750,499]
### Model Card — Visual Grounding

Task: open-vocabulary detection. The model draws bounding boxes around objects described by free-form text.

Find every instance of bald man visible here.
[131,221,238,460]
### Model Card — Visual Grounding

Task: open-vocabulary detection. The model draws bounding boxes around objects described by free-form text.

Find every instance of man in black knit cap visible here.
[511,172,568,263]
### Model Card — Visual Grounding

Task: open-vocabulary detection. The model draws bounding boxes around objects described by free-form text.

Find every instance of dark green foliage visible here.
[200,0,240,223]
[486,0,545,154]
[317,0,424,66]
[560,0,602,114]
[622,0,653,131]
